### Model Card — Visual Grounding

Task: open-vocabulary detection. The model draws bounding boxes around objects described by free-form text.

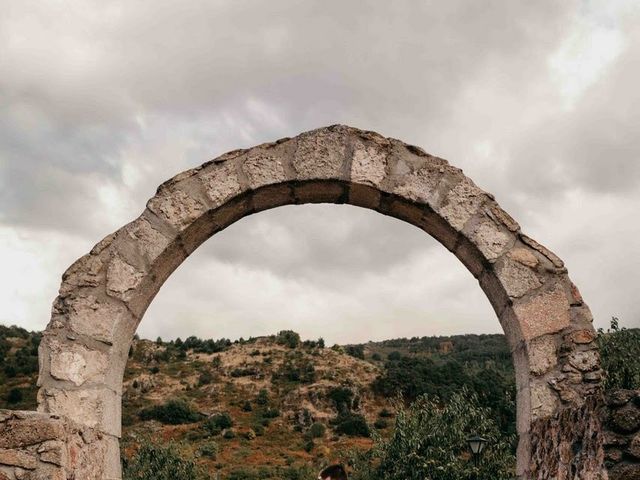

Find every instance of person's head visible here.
[318,464,348,480]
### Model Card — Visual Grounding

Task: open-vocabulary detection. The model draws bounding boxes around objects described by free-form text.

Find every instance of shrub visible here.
[203,412,233,435]
[598,317,640,390]
[379,408,394,418]
[275,330,301,349]
[223,428,236,439]
[349,389,515,480]
[242,401,253,412]
[371,353,382,361]
[309,422,326,438]
[328,386,354,411]
[387,351,402,361]
[373,419,388,429]
[255,388,269,405]
[198,441,218,459]
[198,370,213,386]
[332,412,370,437]
[262,407,280,418]
[138,399,201,425]
[345,345,365,360]
[122,440,204,480]
[7,388,23,404]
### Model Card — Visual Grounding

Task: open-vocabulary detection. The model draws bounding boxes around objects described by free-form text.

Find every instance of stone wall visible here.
[0,410,119,480]
[604,390,640,480]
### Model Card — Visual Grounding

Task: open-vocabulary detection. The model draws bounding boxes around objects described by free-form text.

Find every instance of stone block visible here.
[293,127,349,180]
[47,339,108,387]
[200,162,243,207]
[528,335,558,376]
[468,221,513,261]
[147,187,206,231]
[531,382,559,419]
[0,449,37,469]
[497,257,542,298]
[439,177,487,231]
[350,139,388,187]
[568,350,600,373]
[242,150,288,188]
[57,294,134,346]
[509,247,539,268]
[106,256,145,302]
[38,387,121,437]
[126,217,171,263]
[513,284,571,341]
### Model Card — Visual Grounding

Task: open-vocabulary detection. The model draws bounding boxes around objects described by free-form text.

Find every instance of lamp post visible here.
[467,434,488,467]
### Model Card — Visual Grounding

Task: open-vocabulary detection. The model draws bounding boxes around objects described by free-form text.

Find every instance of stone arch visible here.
[37,125,605,479]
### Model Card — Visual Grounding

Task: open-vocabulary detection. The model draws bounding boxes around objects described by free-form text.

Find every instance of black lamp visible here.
[467,434,488,467]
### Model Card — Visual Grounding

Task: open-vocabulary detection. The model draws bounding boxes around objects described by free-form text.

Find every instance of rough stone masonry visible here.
[0,125,612,478]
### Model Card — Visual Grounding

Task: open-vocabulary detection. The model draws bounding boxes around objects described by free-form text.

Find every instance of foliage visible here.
[203,412,233,435]
[327,386,355,411]
[372,351,516,436]
[332,412,370,437]
[349,390,515,480]
[274,355,315,384]
[275,330,301,349]
[597,317,640,390]
[138,399,201,425]
[122,440,204,480]
[309,422,326,438]
[345,345,365,360]
[7,388,23,404]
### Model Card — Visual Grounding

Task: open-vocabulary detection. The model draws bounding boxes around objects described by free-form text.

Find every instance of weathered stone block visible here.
[513,284,571,341]
[126,217,171,263]
[439,178,487,231]
[200,162,243,207]
[0,449,37,469]
[242,150,288,188]
[611,404,640,434]
[38,388,121,437]
[106,256,144,302]
[293,128,348,180]
[509,247,539,268]
[497,257,542,298]
[569,350,600,373]
[528,335,558,376]
[350,139,388,187]
[147,187,206,231]
[47,339,108,387]
[56,294,134,346]
[468,221,513,261]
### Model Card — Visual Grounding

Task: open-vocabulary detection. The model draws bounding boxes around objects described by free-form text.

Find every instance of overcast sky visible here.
[1,0,639,345]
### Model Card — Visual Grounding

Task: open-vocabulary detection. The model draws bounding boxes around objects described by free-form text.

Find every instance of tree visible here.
[349,389,515,480]
[598,317,640,390]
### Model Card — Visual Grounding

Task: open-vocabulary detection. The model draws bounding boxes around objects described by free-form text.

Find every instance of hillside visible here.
[0,325,520,477]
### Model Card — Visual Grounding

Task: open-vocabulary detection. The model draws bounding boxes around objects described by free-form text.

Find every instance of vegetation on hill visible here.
[1,319,638,479]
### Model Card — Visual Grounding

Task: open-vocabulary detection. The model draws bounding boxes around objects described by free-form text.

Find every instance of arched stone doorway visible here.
[37,125,606,479]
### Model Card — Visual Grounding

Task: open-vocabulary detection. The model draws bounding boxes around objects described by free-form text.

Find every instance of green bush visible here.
[349,389,515,480]
[275,330,301,349]
[138,399,201,425]
[198,441,218,459]
[598,317,640,390]
[203,412,233,435]
[255,388,269,405]
[309,422,326,438]
[332,412,370,437]
[373,418,388,429]
[7,388,23,404]
[123,440,204,480]
[223,428,236,439]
